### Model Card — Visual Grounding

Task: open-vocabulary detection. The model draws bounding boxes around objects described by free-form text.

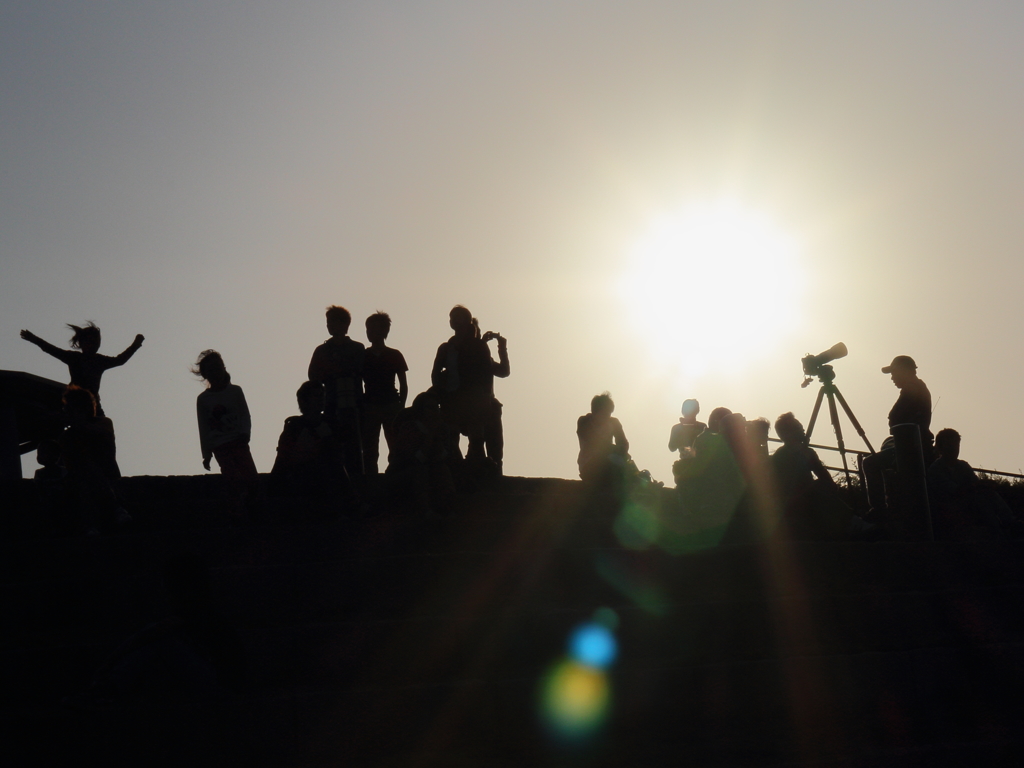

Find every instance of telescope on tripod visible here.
[800,343,875,477]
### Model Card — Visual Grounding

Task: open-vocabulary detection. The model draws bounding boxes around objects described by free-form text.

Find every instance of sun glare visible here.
[619,200,805,381]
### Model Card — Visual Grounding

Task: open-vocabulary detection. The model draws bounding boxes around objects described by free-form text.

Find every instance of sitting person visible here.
[770,412,871,540]
[576,392,630,486]
[746,417,771,460]
[668,398,706,456]
[59,386,129,533]
[928,428,1022,539]
[33,439,69,531]
[387,390,455,516]
[270,381,339,499]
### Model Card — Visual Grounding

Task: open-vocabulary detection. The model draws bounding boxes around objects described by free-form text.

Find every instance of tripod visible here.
[803,365,875,479]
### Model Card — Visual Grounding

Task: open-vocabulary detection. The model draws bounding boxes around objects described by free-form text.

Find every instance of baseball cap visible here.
[881,355,917,374]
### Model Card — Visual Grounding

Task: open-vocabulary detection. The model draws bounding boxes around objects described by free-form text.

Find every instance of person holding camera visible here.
[431,305,510,473]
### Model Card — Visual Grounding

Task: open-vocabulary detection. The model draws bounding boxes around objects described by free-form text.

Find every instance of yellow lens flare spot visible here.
[619,199,805,381]
[540,660,611,740]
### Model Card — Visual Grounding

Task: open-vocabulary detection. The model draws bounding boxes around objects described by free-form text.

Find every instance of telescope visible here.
[801,342,847,386]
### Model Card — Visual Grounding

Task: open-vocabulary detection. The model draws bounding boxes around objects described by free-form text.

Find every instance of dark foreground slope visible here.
[3,475,1024,767]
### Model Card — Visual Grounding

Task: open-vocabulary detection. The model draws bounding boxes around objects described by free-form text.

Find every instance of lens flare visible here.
[592,606,619,631]
[613,499,659,549]
[539,660,610,742]
[569,622,618,669]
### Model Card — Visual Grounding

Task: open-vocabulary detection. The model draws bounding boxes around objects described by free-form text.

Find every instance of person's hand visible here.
[134,334,145,346]
[202,457,211,471]
[20,329,36,342]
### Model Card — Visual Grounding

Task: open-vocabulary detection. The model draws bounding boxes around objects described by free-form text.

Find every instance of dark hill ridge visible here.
[3,475,1024,766]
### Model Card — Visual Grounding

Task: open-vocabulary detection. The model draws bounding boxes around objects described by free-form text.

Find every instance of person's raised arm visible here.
[20,330,73,363]
[110,334,145,366]
[491,335,509,378]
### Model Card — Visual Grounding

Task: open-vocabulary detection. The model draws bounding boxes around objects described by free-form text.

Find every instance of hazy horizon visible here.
[4,2,1024,483]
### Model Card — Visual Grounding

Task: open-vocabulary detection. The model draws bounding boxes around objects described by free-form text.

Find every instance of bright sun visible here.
[619,200,805,381]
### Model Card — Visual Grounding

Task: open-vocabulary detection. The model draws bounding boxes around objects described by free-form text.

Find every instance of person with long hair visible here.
[21,322,144,412]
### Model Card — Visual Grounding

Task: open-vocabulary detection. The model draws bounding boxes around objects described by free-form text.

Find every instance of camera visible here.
[801,342,847,386]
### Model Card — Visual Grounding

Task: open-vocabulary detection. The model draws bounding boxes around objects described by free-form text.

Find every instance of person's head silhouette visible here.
[682,399,700,419]
[325,306,352,339]
[449,305,480,339]
[882,355,918,389]
[590,392,614,419]
[67,322,101,355]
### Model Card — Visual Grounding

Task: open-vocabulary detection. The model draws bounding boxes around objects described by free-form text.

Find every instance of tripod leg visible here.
[806,386,826,442]
[826,389,852,480]
[832,387,876,454]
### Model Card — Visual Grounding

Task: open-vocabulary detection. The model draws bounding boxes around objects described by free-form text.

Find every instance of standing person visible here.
[430,305,509,473]
[308,306,365,479]
[362,311,408,475]
[668,398,706,455]
[576,392,630,486]
[193,350,259,517]
[20,323,144,413]
[860,355,932,514]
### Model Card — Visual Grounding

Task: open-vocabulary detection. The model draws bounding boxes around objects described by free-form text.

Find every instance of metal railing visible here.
[767,437,1024,481]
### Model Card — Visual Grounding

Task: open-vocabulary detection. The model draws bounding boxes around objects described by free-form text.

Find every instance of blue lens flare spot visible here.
[569,622,617,669]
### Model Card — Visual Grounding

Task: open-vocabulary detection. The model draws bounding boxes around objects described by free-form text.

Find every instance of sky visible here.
[3,1,1024,483]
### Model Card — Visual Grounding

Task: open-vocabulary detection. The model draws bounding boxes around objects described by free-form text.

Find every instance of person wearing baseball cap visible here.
[861,355,933,513]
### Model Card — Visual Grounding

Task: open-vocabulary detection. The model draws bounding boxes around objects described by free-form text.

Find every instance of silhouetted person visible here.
[193,350,259,518]
[362,311,408,475]
[75,553,245,706]
[59,386,129,533]
[771,412,872,540]
[676,406,745,529]
[20,322,143,414]
[668,398,706,456]
[747,417,771,459]
[387,390,456,516]
[271,381,340,500]
[431,305,509,474]
[860,355,933,513]
[33,439,68,530]
[576,392,629,486]
[928,428,1022,539]
[308,305,366,479]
